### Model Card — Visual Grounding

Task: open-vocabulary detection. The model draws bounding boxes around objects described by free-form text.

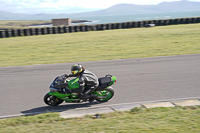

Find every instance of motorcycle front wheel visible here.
[44,93,64,106]
[96,87,114,102]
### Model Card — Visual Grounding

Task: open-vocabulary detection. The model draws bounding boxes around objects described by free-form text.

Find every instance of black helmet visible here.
[71,64,83,76]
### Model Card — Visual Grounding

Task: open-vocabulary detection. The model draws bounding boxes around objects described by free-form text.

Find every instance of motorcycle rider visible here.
[65,64,99,102]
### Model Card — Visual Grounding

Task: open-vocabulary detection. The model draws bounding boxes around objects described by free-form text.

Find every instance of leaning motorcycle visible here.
[44,74,117,106]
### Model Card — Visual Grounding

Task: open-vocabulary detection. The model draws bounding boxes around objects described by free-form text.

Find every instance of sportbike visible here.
[44,74,117,106]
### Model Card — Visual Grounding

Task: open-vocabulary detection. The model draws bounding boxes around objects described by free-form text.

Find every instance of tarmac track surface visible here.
[0,54,200,117]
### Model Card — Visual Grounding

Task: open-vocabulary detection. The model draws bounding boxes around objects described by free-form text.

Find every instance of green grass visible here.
[0,20,51,29]
[0,106,200,133]
[0,20,87,29]
[0,23,200,67]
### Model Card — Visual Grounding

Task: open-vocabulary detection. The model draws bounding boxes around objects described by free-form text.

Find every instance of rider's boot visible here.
[89,94,97,103]
[79,93,90,102]
[79,86,97,102]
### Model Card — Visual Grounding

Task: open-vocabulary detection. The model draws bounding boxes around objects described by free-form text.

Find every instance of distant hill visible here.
[0,0,200,20]
[90,0,200,16]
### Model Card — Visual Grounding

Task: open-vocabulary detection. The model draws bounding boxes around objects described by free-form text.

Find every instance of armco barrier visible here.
[1,17,200,38]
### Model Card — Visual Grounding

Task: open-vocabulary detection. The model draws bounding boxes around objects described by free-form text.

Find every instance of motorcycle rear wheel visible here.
[96,87,114,102]
[44,93,64,106]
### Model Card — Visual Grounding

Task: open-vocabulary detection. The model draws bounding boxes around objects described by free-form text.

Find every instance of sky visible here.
[1,0,200,14]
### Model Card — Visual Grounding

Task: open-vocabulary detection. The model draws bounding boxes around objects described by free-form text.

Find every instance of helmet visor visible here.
[71,70,78,75]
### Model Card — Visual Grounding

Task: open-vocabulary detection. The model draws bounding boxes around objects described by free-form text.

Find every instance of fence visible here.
[1,17,200,38]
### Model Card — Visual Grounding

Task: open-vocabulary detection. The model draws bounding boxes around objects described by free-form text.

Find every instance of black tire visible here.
[96,87,114,102]
[44,93,63,106]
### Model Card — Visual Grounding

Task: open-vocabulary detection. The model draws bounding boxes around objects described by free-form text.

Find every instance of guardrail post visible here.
[34,28,38,35]
[23,29,30,36]
[196,17,199,23]
[101,24,106,30]
[62,26,65,33]
[57,26,63,33]
[127,22,131,28]
[66,26,70,33]
[163,19,168,25]
[69,26,74,33]
[156,20,161,26]
[29,28,35,35]
[74,26,80,32]
[97,25,100,31]
[41,28,47,35]
[185,18,191,24]
[167,19,172,25]
[62,26,66,33]
[116,23,122,29]
[5,30,12,38]
[79,25,85,32]
[191,17,196,23]
[11,29,18,37]
[52,27,58,34]
[153,20,159,26]
[134,22,139,28]
[146,20,153,25]
[35,28,42,35]
[17,29,24,36]
[111,23,116,29]
[122,22,126,29]
[174,19,179,25]
[92,25,97,31]
[125,22,129,28]
[161,19,165,25]
[23,29,27,36]
[106,24,111,30]
[197,17,200,23]
[57,27,61,33]
[128,22,134,28]
[183,18,187,24]
[47,27,53,34]
[44,27,48,34]
[180,18,186,24]
[73,26,77,32]
[60,26,65,33]
[96,24,100,30]
[38,28,42,35]
[85,25,90,31]
[0,31,6,38]
[77,26,81,32]
[119,23,122,29]
[143,21,147,27]
[138,21,143,27]
[126,22,131,28]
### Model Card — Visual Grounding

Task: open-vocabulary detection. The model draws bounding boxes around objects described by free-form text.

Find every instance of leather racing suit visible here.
[68,69,99,100]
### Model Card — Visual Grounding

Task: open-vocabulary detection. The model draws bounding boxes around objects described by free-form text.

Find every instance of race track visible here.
[0,54,200,117]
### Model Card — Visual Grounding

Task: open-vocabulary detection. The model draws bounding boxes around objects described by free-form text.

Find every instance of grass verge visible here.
[0,20,51,29]
[0,20,88,29]
[0,106,200,133]
[0,23,200,67]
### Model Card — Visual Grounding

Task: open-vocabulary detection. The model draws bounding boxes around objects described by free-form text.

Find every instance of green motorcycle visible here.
[44,74,117,106]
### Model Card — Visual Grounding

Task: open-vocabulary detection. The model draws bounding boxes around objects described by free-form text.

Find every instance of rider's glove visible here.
[64,74,69,78]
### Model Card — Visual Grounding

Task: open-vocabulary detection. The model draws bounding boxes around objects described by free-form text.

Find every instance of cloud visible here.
[0,0,200,14]
[0,0,101,14]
